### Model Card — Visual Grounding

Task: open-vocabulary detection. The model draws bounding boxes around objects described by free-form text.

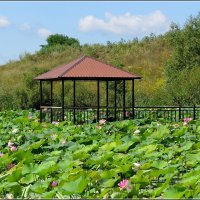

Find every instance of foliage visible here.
[165,13,200,105]
[0,110,200,198]
[0,34,170,110]
[1,13,200,109]
[40,34,80,53]
[166,14,200,77]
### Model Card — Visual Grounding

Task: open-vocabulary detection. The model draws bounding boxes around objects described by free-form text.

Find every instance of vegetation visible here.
[165,13,200,105]
[0,110,200,198]
[0,13,200,110]
[40,34,80,53]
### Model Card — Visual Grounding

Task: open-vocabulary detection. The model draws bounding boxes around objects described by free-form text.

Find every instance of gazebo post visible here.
[114,80,117,121]
[50,80,53,123]
[73,80,76,124]
[106,80,109,121]
[132,79,135,119]
[97,80,100,122]
[61,80,65,121]
[40,80,43,123]
[123,80,126,120]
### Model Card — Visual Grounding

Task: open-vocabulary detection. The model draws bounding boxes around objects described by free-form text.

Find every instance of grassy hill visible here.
[0,35,172,110]
[1,12,200,110]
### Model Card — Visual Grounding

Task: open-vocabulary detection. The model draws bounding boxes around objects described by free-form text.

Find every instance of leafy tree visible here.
[40,34,80,51]
[165,13,200,105]
[165,13,200,81]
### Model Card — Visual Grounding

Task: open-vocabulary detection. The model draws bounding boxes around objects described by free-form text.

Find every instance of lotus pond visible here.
[0,110,200,198]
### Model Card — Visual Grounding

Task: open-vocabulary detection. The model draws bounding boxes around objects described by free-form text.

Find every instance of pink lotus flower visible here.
[7,163,15,170]
[133,162,141,167]
[51,181,58,187]
[6,193,13,199]
[0,153,4,157]
[12,128,18,134]
[183,118,192,126]
[61,140,67,144]
[118,179,131,190]
[8,140,14,148]
[52,121,59,125]
[125,111,129,117]
[173,124,180,128]
[99,119,106,125]
[28,112,32,119]
[96,125,102,129]
[10,146,17,152]
[134,129,140,134]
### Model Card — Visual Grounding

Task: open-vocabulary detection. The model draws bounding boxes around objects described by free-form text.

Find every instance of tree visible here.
[165,13,200,81]
[40,34,80,50]
[164,13,200,105]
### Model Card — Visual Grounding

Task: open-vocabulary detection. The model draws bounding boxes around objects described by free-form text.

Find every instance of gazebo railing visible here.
[40,105,200,124]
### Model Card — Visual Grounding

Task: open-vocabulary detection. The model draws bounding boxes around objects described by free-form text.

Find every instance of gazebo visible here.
[34,56,141,123]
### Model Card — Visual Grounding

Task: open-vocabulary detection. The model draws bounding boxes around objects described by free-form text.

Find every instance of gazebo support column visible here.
[106,80,109,121]
[132,79,135,119]
[97,80,100,122]
[61,80,65,121]
[114,80,117,121]
[123,80,126,120]
[50,80,53,123]
[40,80,43,123]
[73,80,76,124]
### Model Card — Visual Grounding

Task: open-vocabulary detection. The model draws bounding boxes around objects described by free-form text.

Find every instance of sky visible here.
[0,1,200,65]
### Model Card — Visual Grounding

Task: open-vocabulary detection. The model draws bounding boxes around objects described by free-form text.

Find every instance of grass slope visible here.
[0,36,171,109]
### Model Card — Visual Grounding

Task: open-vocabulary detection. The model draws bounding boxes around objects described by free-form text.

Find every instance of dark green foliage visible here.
[0,110,200,198]
[166,14,200,79]
[40,34,80,53]
[165,13,200,105]
[46,34,79,47]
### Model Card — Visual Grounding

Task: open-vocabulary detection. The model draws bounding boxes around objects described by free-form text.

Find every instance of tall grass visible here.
[0,35,172,110]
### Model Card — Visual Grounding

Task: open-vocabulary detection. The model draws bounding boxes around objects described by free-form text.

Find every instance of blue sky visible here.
[0,1,200,65]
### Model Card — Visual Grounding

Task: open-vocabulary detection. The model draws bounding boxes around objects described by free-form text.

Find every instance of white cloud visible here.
[19,23,31,31]
[79,11,170,35]
[37,28,52,38]
[0,16,10,28]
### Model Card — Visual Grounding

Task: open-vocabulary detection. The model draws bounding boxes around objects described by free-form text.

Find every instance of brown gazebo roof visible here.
[34,56,141,80]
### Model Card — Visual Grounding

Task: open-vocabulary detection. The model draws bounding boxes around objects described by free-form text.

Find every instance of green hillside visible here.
[0,13,200,110]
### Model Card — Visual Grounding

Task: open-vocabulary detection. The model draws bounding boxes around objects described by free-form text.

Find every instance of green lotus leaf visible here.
[100,141,118,151]
[101,178,118,188]
[151,160,168,169]
[19,174,38,184]
[28,139,45,150]
[62,176,88,194]
[57,160,73,171]
[114,141,135,153]
[30,179,50,194]
[32,161,57,176]
[163,186,186,198]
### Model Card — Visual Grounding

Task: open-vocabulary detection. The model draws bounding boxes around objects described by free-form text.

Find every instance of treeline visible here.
[0,13,200,110]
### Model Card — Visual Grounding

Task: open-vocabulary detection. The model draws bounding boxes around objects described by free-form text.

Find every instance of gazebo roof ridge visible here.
[81,55,142,79]
[34,55,142,80]
[58,55,86,78]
